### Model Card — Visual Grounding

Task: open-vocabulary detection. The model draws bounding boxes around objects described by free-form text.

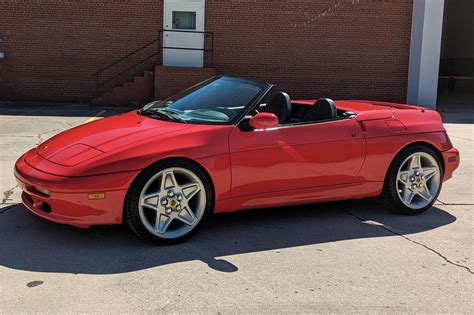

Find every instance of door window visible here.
[172,11,197,30]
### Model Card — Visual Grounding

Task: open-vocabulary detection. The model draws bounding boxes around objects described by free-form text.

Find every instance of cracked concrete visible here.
[436,198,474,206]
[437,202,474,205]
[0,105,472,313]
[1,185,17,204]
[344,209,473,274]
[36,128,62,146]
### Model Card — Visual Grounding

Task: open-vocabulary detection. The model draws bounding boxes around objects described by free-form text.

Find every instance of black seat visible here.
[263,92,292,124]
[303,98,337,122]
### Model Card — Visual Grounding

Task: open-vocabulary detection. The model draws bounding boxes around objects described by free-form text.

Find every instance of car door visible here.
[228,118,366,198]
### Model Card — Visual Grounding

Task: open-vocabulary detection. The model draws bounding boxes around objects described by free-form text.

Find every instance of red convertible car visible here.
[15,76,460,244]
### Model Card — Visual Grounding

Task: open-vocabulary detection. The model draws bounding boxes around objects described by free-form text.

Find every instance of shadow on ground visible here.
[0,199,456,275]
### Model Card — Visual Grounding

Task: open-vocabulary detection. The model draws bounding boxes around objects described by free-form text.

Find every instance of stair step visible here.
[96,70,155,106]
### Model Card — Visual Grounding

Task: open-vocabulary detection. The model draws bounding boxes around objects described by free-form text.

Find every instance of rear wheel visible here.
[382,145,443,215]
[125,160,213,244]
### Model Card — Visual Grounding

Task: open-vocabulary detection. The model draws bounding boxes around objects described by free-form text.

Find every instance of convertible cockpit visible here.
[258,90,352,125]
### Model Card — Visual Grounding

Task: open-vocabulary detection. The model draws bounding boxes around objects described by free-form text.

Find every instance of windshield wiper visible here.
[138,109,186,123]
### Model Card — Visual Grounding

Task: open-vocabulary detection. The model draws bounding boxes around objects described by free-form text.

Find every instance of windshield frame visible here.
[140,76,273,126]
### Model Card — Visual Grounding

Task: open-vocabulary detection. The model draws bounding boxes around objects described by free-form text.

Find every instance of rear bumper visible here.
[441,147,460,182]
[14,154,138,228]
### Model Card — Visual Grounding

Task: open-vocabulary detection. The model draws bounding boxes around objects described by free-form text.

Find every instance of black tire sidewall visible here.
[383,145,443,215]
[124,159,214,245]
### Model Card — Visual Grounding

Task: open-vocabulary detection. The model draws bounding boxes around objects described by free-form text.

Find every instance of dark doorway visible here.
[438,0,474,112]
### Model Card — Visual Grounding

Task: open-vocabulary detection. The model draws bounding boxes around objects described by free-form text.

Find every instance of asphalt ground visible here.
[0,104,472,313]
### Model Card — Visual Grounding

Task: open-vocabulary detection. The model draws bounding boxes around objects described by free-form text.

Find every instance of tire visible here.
[382,145,443,215]
[124,159,213,245]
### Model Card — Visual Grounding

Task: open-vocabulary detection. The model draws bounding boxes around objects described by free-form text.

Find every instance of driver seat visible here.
[263,92,292,124]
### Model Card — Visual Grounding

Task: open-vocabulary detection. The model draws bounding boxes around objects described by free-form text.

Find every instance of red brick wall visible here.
[206,0,413,102]
[154,66,216,100]
[0,0,413,103]
[0,0,163,102]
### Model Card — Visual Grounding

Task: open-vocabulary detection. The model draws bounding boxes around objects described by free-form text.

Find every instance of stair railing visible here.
[94,29,214,100]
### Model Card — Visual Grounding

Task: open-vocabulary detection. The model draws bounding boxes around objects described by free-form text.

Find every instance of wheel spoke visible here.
[176,206,197,226]
[409,154,422,170]
[141,202,159,211]
[417,185,433,202]
[397,171,410,184]
[403,186,416,204]
[156,213,173,234]
[181,182,201,200]
[161,170,178,191]
[422,166,438,181]
[140,192,160,211]
[143,192,160,204]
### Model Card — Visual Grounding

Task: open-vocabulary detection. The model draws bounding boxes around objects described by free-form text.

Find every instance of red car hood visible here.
[35,111,191,166]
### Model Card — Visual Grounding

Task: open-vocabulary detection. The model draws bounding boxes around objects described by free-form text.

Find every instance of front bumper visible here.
[14,154,138,228]
[441,147,460,181]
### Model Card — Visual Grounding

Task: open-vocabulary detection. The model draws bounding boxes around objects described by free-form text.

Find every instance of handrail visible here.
[95,29,214,100]
[99,52,160,87]
[161,29,214,34]
[95,37,161,74]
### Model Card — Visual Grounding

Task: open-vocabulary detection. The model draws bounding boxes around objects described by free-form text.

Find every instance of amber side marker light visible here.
[448,156,457,163]
[88,193,106,200]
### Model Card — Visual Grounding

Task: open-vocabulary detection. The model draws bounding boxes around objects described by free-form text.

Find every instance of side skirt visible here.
[214,182,383,213]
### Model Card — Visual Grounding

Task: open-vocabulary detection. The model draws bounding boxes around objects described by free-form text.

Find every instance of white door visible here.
[163,0,205,68]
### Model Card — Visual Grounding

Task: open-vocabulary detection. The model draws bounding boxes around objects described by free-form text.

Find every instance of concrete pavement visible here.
[0,105,472,313]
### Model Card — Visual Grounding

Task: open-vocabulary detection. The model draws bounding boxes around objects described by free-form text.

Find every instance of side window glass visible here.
[256,87,281,114]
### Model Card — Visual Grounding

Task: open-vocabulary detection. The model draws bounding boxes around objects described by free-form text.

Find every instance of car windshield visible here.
[139,76,269,124]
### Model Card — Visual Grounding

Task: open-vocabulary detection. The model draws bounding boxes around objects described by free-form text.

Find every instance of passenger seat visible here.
[302,98,337,122]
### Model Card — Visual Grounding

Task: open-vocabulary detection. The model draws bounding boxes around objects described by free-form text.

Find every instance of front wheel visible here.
[382,145,443,215]
[124,160,213,245]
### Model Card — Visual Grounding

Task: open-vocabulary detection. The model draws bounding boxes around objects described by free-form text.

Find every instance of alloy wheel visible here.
[396,152,441,210]
[138,167,206,239]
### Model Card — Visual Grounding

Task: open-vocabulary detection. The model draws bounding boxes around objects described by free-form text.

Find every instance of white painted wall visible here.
[407,0,445,108]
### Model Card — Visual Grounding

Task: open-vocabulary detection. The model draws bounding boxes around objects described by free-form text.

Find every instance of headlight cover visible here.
[48,144,105,167]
